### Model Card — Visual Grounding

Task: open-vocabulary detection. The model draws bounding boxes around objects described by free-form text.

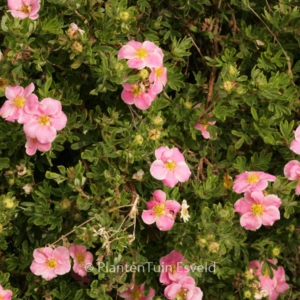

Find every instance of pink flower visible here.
[121,83,156,110]
[150,146,191,187]
[69,244,93,277]
[7,0,41,20]
[249,260,289,300]
[284,160,300,194]
[159,250,190,285]
[30,246,71,281]
[142,190,181,231]
[119,283,155,300]
[149,65,167,94]
[290,125,300,154]
[0,285,12,300]
[118,40,163,69]
[194,104,216,139]
[23,98,67,144]
[0,83,39,124]
[234,190,281,230]
[25,136,51,156]
[233,171,276,194]
[164,276,203,300]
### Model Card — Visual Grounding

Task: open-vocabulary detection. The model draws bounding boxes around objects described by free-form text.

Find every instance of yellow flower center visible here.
[155,66,164,78]
[251,204,263,216]
[131,289,142,300]
[13,96,25,108]
[153,204,165,216]
[199,119,208,129]
[0,295,3,300]
[38,115,50,126]
[46,259,57,268]
[177,289,187,300]
[131,86,142,97]
[165,160,176,171]
[76,253,85,264]
[21,5,31,14]
[136,47,148,59]
[247,173,259,184]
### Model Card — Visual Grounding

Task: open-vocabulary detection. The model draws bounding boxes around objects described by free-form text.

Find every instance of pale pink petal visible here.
[26,139,38,155]
[36,126,57,143]
[165,200,181,214]
[143,41,159,52]
[295,183,300,195]
[155,146,169,160]
[190,287,203,300]
[163,172,178,187]
[5,86,23,100]
[173,162,191,182]
[118,45,137,59]
[171,148,185,162]
[264,195,282,208]
[161,148,174,161]
[156,215,174,231]
[146,200,156,210]
[30,261,48,275]
[8,0,23,9]
[294,126,300,141]
[142,210,156,224]
[52,246,70,264]
[234,198,252,215]
[135,93,153,110]
[153,190,166,203]
[250,180,268,191]
[290,140,300,154]
[24,94,39,114]
[164,283,181,299]
[23,119,41,138]
[50,113,67,130]
[233,180,252,194]
[257,172,276,181]
[127,58,146,69]
[261,206,280,226]
[55,261,71,275]
[145,52,163,68]
[37,142,51,152]
[240,213,262,230]
[126,40,142,50]
[248,191,264,204]
[32,249,48,263]
[40,98,61,116]
[23,83,35,97]
[41,268,57,281]
[150,160,168,180]
[121,89,135,105]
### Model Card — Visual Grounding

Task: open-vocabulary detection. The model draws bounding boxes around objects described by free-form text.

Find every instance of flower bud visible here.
[119,11,130,21]
[244,291,251,298]
[184,101,193,109]
[208,242,219,253]
[3,198,14,209]
[71,41,83,54]
[148,129,160,140]
[139,68,149,80]
[60,199,72,210]
[272,247,280,257]
[135,135,143,145]
[153,116,163,125]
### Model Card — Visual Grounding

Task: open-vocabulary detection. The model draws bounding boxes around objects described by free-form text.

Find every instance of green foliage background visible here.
[0,0,300,299]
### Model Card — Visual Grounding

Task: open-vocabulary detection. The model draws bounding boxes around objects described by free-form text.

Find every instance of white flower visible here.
[23,184,33,194]
[180,199,190,222]
[254,292,262,300]
[70,23,85,35]
[132,169,144,181]
[260,290,268,297]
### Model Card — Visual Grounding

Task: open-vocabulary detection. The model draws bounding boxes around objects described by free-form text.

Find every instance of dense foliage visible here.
[0,0,300,299]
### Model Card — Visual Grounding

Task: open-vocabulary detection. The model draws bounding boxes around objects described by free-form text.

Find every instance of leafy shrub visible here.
[0,0,300,299]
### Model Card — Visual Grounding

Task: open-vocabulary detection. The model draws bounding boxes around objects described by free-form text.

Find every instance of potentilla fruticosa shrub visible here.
[0,0,300,299]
